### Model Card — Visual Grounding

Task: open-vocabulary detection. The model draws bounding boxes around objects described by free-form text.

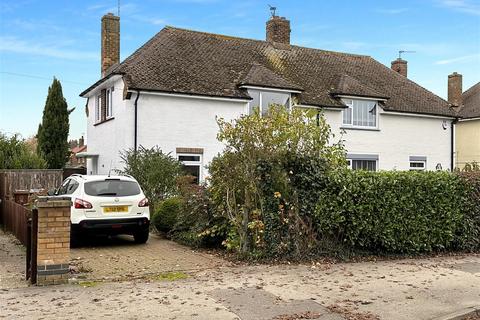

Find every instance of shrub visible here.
[171,176,229,247]
[315,170,473,254]
[210,105,345,257]
[117,146,183,213]
[0,132,46,169]
[152,197,183,233]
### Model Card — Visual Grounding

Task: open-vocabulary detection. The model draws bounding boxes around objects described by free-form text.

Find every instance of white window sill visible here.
[341,126,380,132]
[94,117,115,126]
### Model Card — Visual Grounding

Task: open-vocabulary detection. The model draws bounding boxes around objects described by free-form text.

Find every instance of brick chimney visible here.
[391,58,408,77]
[79,136,84,147]
[101,13,120,76]
[266,16,291,45]
[448,72,463,107]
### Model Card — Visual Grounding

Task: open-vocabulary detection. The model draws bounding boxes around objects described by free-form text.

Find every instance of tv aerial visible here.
[268,4,277,17]
[398,50,416,59]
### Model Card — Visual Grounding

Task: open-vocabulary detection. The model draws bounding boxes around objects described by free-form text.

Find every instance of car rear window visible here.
[84,180,141,197]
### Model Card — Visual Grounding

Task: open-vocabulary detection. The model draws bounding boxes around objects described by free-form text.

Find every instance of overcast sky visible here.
[1,0,479,140]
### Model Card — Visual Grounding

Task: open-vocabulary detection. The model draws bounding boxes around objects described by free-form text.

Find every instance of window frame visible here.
[409,156,427,171]
[246,88,293,116]
[95,94,101,123]
[177,153,203,183]
[346,154,379,171]
[341,98,379,130]
[106,87,113,119]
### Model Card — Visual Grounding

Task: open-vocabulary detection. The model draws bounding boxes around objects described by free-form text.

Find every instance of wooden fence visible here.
[0,170,62,224]
[0,169,63,200]
[1,199,31,246]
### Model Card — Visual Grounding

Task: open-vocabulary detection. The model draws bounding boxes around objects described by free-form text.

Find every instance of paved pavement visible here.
[0,230,27,289]
[1,229,479,320]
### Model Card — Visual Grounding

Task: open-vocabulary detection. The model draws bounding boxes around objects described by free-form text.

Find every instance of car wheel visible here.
[134,228,149,244]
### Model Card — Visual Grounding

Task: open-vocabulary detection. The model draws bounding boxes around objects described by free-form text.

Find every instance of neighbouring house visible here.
[68,136,87,168]
[449,73,480,169]
[80,13,458,181]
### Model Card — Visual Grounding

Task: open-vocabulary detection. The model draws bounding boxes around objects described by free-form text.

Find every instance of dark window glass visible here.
[352,160,377,171]
[178,155,200,162]
[410,162,425,168]
[182,165,200,184]
[66,180,79,194]
[57,179,70,195]
[84,180,141,197]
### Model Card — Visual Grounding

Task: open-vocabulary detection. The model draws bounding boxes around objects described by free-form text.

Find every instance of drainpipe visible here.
[134,90,140,153]
[451,118,458,171]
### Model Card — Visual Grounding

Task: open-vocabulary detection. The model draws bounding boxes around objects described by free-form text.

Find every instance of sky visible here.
[0,0,479,140]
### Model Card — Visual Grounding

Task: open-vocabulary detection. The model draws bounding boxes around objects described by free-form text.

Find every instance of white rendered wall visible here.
[323,108,452,171]
[85,77,133,175]
[85,82,452,177]
[136,93,248,179]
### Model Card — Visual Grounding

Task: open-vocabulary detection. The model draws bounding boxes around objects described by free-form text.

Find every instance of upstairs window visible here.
[95,95,101,123]
[106,87,113,118]
[248,89,291,116]
[342,99,378,128]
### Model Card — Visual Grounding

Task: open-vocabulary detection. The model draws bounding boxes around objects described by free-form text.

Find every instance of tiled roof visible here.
[459,82,480,119]
[71,145,87,154]
[81,26,457,117]
[239,63,303,91]
[331,74,387,100]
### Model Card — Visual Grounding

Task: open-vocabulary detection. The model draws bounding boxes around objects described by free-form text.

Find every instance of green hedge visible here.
[315,170,476,254]
[152,197,183,233]
[455,172,480,251]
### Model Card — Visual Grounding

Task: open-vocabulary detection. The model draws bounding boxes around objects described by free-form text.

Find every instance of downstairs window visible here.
[347,154,378,171]
[178,154,202,184]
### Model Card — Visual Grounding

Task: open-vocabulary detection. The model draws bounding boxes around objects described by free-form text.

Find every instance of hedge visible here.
[315,170,478,254]
[455,172,480,251]
[152,197,183,233]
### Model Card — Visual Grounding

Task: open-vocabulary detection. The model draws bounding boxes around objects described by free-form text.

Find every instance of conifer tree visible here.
[37,78,72,169]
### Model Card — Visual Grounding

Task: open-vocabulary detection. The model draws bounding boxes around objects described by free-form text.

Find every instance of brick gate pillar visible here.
[35,197,71,285]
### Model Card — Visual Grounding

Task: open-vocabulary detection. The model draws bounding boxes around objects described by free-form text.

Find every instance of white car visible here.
[51,174,150,244]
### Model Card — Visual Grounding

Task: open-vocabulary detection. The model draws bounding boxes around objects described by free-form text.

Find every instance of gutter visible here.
[134,90,140,153]
[451,118,458,171]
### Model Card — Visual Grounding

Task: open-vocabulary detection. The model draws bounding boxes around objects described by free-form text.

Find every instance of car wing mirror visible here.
[47,189,57,196]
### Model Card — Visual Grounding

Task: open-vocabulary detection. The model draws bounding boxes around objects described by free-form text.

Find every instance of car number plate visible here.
[104,206,128,213]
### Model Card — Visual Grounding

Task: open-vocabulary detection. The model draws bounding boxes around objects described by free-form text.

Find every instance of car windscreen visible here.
[84,180,141,197]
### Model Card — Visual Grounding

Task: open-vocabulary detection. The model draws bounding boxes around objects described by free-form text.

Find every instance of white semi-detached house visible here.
[79,13,458,182]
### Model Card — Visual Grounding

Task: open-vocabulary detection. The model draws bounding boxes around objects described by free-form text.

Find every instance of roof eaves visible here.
[238,83,304,92]
[331,92,390,100]
[128,87,253,101]
[79,72,123,97]
[382,108,458,119]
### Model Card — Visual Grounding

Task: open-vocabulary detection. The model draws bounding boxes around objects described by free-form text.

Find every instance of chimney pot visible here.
[101,13,120,76]
[391,58,408,77]
[79,136,84,147]
[448,72,463,107]
[266,16,291,45]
